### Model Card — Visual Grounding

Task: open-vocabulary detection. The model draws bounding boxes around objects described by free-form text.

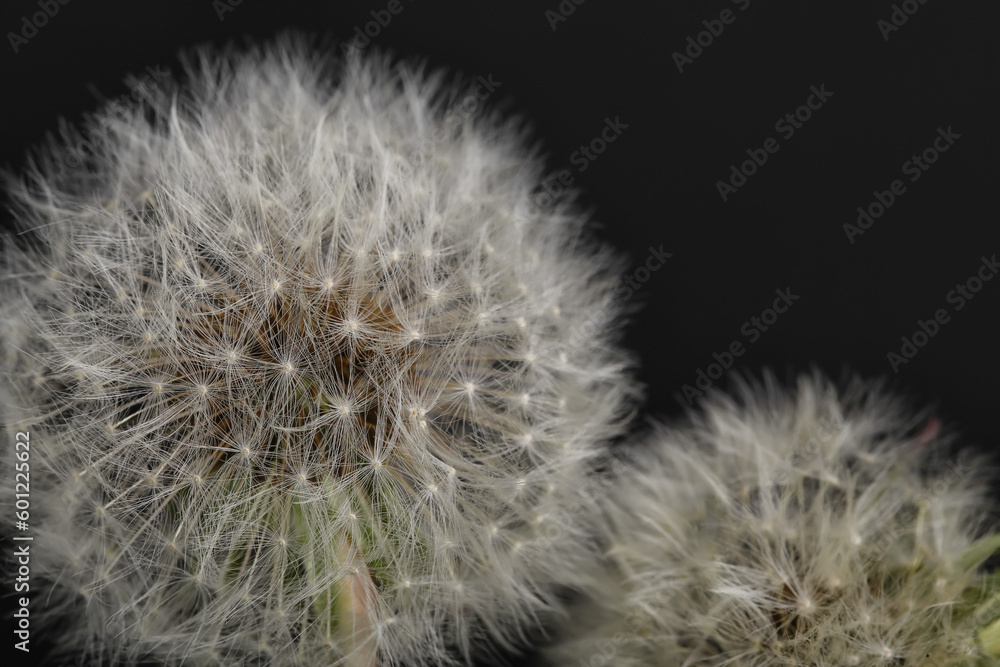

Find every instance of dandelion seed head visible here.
[1,36,635,667]
[547,374,1000,666]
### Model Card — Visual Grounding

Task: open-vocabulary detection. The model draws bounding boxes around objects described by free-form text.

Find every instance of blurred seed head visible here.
[546,374,1000,666]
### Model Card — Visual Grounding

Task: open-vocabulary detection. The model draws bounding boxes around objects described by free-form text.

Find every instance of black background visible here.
[1,1,998,665]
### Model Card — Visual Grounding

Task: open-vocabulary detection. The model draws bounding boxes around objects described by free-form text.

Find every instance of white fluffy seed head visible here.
[0,37,636,667]
[546,374,1000,666]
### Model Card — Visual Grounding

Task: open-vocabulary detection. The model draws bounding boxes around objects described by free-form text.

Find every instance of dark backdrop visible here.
[1,1,998,665]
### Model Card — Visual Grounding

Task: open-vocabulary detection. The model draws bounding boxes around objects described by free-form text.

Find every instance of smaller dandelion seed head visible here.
[323,278,335,289]
[282,362,294,374]
[197,384,208,395]
[545,374,1000,666]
